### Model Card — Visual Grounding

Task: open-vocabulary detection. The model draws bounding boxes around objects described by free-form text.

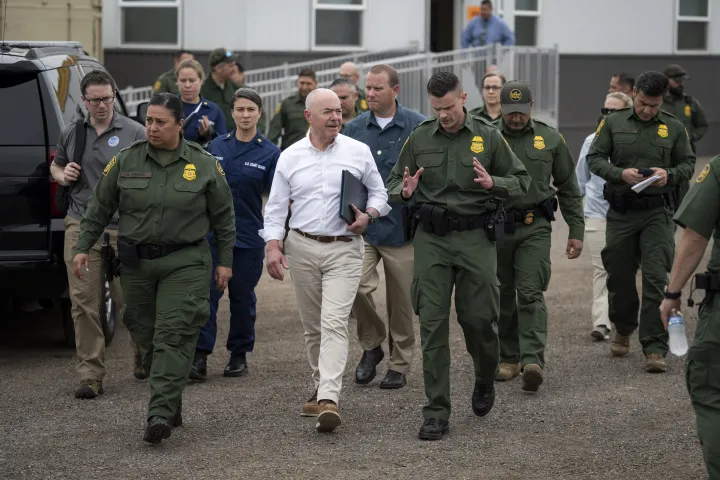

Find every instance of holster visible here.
[540,197,558,221]
[402,204,421,242]
[117,236,140,269]
[100,232,119,281]
[485,199,506,242]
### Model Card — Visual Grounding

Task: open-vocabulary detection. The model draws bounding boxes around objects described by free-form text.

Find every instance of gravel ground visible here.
[0,160,711,480]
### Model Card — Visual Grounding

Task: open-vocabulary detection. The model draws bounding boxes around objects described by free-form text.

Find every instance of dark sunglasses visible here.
[601,107,617,116]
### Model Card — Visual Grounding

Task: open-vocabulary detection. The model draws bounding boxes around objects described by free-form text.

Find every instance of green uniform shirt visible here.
[674,156,720,273]
[387,109,531,215]
[356,89,369,113]
[200,77,238,128]
[499,118,585,241]
[268,93,309,150]
[661,94,708,145]
[73,139,236,267]
[153,69,179,95]
[586,107,696,195]
[468,105,501,125]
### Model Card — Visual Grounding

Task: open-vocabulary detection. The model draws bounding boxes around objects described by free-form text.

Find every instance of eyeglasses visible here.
[483,85,502,91]
[600,107,617,115]
[85,96,115,106]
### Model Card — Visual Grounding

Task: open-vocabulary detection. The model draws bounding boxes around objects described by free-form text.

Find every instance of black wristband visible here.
[664,290,682,299]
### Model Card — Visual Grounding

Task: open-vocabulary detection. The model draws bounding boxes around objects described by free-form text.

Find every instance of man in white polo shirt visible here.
[260,88,390,433]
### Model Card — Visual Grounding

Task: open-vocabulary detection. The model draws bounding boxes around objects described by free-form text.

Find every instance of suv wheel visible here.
[100,267,116,346]
[60,298,76,348]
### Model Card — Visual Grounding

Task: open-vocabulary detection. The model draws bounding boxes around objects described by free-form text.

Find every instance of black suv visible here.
[0,41,140,346]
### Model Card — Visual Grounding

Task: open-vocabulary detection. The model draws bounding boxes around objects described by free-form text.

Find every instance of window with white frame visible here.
[312,0,365,50]
[120,0,180,47]
[514,0,539,46]
[676,0,709,51]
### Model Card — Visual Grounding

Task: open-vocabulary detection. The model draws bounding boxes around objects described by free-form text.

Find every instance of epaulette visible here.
[415,117,437,129]
[659,109,681,122]
[469,114,497,128]
[119,139,147,153]
[186,141,215,158]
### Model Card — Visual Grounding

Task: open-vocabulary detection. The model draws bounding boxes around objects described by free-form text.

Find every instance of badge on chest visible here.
[183,163,197,181]
[470,136,484,153]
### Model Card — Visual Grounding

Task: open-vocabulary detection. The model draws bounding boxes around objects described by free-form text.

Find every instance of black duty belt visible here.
[411,202,507,241]
[505,197,558,227]
[136,243,198,260]
[603,186,676,213]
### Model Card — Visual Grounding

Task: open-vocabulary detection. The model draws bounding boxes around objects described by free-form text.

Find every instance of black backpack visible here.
[54,118,87,215]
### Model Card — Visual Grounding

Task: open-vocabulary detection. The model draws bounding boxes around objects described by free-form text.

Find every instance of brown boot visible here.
[521,364,544,392]
[611,333,630,357]
[75,379,104,399]
[495,362,521,381]
[300,389,320,417]
[315,400,341,432]
[646,353,667,373]
[134,352,147,380]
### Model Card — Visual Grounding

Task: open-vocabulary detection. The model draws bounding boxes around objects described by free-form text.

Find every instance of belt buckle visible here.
[524,212,534,225]
[147,245,162,259]
[449,218,460,231]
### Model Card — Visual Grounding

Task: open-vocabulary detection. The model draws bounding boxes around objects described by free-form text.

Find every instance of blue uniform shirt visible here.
[182,97,227,145]
[342,102,426,246]
[208,130,280,249]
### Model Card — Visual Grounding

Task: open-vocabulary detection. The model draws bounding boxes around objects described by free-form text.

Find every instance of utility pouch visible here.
[117,236,140,268]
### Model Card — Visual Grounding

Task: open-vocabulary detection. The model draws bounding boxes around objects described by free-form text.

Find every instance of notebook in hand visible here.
[339,169,368,225]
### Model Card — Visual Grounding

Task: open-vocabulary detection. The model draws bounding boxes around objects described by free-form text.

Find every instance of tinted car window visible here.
[0,72,45,145]
[44,64,86,127]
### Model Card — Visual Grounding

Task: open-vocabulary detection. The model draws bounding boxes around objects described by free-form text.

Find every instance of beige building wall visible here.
[0,0,102,60]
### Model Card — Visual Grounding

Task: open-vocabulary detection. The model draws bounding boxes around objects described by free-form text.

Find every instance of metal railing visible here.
[120,44,560,130]
[118,44,420,117]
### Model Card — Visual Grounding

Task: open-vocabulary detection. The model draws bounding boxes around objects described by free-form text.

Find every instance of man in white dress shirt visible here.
[260,88,391,433]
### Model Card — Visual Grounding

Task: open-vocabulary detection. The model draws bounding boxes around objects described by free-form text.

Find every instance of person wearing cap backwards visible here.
[586,71,696,373]
[493,81,584,390]
[387,71,530,441]
[661,64,708,205]
[201,48,239,127]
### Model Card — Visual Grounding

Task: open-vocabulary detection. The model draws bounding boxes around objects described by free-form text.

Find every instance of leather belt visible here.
[293,229,353,243]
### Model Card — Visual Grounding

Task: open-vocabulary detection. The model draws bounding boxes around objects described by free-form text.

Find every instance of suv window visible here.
[0,72,45,145]
[43,63,86,127]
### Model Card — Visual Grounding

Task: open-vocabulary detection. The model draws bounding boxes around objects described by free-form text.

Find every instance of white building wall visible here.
[364,0,426,52]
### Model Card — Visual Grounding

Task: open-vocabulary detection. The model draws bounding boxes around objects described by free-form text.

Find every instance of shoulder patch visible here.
[153,80,161,92]
[215,159,225,176]
[595,118,605,137]
[102,156,117,176]
[360,99,368,111]
[274,104,282,114]
[697,163,711,183]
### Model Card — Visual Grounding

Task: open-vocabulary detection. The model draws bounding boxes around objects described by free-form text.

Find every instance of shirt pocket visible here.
[650,135,674,166]
[415,147,446,192]
[525,147,554,184]
[611,133,638,163]
[457,152,487,190]
[118,177,151,212]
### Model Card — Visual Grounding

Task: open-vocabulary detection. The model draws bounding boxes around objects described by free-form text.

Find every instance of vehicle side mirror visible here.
[134,102,149,124]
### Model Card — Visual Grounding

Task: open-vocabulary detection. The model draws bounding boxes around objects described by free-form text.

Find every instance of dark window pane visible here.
[515,16,537,46]
[677,21,707,50]
[315,10,362,46]
[317,0,363,4]
[0,73,45,145]
[679,0,708,17]
[122,7,177,44]
[516,0,538,11]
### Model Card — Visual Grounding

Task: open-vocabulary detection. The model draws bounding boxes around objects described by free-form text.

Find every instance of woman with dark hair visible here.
[70,92,236,444]
[189,88,281,382]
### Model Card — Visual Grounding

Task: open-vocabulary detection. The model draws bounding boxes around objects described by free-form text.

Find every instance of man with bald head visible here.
[261,88,391,434]
[339,61,369,113]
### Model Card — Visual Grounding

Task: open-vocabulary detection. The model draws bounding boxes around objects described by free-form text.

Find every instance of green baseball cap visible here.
[664,64,689,80]
[500,80,533,114]
[209,48,236,68]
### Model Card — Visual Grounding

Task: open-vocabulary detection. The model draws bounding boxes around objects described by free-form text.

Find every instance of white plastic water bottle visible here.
[668,310,689,357]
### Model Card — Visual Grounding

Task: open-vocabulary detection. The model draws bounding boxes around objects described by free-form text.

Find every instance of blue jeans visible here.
[196,245,264,357]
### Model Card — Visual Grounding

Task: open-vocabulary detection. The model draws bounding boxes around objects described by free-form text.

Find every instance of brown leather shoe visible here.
[315,400,341,432]
[75,379,104,399]
[300,389,320,417]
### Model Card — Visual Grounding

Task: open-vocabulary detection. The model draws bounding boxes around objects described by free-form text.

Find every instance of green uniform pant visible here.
[411,226,500,421]
[120,242,212,420]
[685,293,720,480]
[601,207,674,356]
[497,217,552,367]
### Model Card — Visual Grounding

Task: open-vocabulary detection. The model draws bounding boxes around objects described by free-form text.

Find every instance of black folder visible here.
[339,169,368,225]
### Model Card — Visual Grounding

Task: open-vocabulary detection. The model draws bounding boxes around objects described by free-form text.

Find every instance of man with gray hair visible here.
[260,88,390,433]
[330,77,360,126]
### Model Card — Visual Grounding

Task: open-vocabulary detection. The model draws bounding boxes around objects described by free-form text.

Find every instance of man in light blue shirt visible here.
[461,0,515,48]
[575,91,632,342]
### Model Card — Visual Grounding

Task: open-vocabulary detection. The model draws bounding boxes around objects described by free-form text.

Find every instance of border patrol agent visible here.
[268,68,317,150]
[153,50,194,95]
[200,48,239,127]
[661,64,708,206]
[493,81,584,390]
[191,88,280,381]
[587,71,696,373]
[72,93,235,444]
[662,156,720,480]
[387,72,530,441]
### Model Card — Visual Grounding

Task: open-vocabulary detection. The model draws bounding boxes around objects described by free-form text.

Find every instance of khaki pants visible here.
[585,217,610,330]
[351,242,416,374]
[285,230,364,404]
[64,216,130,381]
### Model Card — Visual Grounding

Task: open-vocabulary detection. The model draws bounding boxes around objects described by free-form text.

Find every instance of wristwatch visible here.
[366,212,378,224]
[664,289,682,300]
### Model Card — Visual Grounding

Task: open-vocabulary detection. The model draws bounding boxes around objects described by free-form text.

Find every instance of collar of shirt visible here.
[365,101,407,130]
[429,107,474,137]
[302,129,341,153]
[146,138,191,165]
[84,111,125,132]
[500,118,535,137]
[222,130,267,146]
